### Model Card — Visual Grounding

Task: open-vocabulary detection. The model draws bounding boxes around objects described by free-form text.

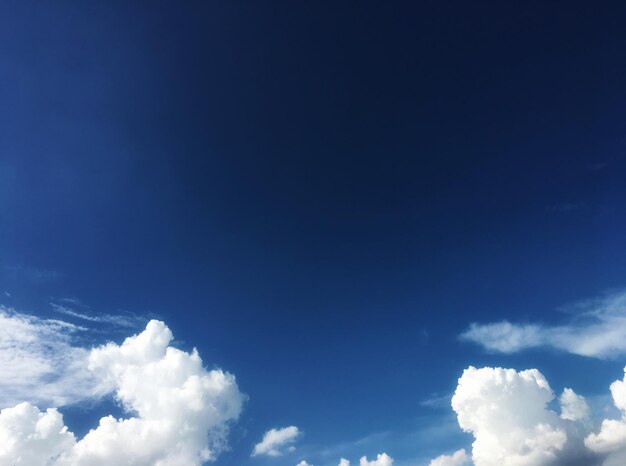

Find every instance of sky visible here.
[1,1,626,466]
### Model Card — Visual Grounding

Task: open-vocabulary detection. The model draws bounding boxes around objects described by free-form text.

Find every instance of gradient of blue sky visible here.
[1,2,626,465]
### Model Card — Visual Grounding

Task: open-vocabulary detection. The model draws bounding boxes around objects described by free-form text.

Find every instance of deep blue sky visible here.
[2,2,626,465]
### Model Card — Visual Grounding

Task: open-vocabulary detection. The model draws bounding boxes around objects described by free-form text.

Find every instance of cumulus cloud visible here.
[0,319,244,466]
[560,388,591,422]
[359,453,393,466]
[461,291,626,358]
[428,449,469,466]
[0,403,75,465]
[252,426,300,457]
[452,367,570,466]
[338,459,350,466]
[296,461,313,466]
[585,368,626,462]
[428,366,604,466]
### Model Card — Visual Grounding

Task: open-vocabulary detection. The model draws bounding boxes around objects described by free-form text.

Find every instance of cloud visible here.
[451,367,572,466]
[339,459,350,466]
[0,403,75,465]
[560,388,591,422]
[585,368,626,461]
[429,366,602,466]
[252,426,300,457]
[428,449,470,466]
[0,319,245,466]
[0,306,104,408]
[460,291,626,358]
[50,302,145,329]
[296,462,313,466]
[359,453,393,466]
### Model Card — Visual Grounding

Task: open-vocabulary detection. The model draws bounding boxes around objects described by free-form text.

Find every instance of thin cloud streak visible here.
[460,291,626,358]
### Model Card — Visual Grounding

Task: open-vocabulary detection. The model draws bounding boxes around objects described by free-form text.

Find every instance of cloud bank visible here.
[0,318,244,466]
[460,291,626,358]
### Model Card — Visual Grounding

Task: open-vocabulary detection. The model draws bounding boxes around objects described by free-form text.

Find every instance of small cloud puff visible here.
[0,319,245,466]
[252,426,300,457]
[428,449,470,466]
[359,453,393,466]
[560,388,591,422]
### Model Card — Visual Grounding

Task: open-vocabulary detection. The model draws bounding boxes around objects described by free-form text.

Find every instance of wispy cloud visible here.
[50,301,145,329]
[2,265,62,283]
[460,291,626,358]
[420,393,453,410]
[0,306,101,408]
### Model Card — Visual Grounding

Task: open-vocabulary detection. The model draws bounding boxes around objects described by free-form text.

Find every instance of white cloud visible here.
[451,367,571,466]
[0,402,75,465]
[296,461,313,466]
[339,459,350,466]
[428,366,601,466]
[585,368,626,461]
[428,449,469,466]
[0,319,244,466]
[0,306,104,408]
[50,302,144,329]
[460,291,626,358]
[560,388,591,422]
[359,453,393,466]
[252,426,300,457]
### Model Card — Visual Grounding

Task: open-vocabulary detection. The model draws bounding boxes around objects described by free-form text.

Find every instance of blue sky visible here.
[1,2,626,466]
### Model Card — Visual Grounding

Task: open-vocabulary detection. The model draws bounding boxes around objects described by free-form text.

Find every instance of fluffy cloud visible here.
[296,462,313,466]
[0,319,244,466]
[359,453,393,466]
[428,449,469,466]
[560,388,591,422]
[0,403,75,465]
[460,292,626,358]
[338,459,350,466]
[252,426,300,457]
[585,368,626,460]
[428,366,608,466]
[452,367,570,466]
